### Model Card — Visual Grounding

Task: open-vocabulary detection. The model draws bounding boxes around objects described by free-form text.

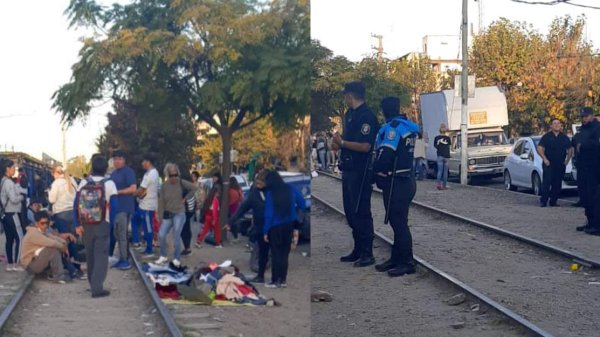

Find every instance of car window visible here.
[513,141,524,155]
[523,142,532,154]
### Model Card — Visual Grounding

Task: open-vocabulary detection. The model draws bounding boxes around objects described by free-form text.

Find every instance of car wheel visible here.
[532,172,542,196]
[504,171,517,191]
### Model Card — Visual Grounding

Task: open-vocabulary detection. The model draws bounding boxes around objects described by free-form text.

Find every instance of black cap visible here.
[342,81,366,99]
[112,150,126,158]
[380,96,400,116]
[580,107,593,117]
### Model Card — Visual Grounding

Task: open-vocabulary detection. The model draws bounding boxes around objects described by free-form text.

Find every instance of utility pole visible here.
[61,124,67,169]
[474,0,483,34]
[371,34,384,62]
[460,0,469,185]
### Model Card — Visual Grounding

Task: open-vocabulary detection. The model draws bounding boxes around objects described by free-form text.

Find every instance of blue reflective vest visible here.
[374,116,420,176]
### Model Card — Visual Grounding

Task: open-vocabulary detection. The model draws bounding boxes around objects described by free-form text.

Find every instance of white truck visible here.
[420,86,513,180]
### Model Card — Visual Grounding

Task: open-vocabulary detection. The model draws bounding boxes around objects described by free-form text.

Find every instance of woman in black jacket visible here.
[227,170,268,283]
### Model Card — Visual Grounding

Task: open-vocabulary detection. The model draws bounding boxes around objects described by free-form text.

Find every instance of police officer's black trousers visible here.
[342,170,374,257]
[581,169,600,229]
[381,176,416,267]
[540,163,565,205]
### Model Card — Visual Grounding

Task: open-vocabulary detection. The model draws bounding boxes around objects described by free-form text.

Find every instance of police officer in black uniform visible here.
[574,107,600,235]
[372,97,420,277]
[332,81,379,267]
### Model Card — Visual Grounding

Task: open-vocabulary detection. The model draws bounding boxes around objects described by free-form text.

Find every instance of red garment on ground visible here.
[197,197,221,244]
[155,284,180,299]
[236,284,254,296]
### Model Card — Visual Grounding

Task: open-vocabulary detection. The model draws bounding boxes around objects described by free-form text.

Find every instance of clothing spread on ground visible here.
[143,260,275,306]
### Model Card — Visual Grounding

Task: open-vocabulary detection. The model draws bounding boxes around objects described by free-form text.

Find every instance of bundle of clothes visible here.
[143,260,276,306]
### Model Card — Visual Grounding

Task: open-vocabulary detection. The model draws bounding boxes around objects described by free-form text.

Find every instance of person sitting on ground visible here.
[155,163,198,266]
[263,170,307,288]
[21,211,70,284]
[26,198,43,224]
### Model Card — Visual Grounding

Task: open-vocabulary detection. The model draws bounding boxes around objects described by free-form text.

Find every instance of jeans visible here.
[53,210,81,263]
[133,209,154,254]
[436,156,449,187]
[159,212,185,260]
[414,158,426,180]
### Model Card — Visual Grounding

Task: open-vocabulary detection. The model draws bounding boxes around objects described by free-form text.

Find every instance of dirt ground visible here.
[2,257,168,337]
[311,202,529,337]
[149,219,311,337]
[313,175,600,337]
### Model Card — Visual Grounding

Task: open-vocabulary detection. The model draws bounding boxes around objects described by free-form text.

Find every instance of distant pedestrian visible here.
[263,170,306,288]
[180,171,196,256]
[227,176,244,240]
[434,123,451,190]
[537,118,573,207]
[414,133,428,180]
[74,155,117,298]
[196,172,223,248]
[1,159,25,272]
[110,150,137,270]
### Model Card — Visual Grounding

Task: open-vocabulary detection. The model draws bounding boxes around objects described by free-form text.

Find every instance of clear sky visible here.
[0,0,122,164]
[311,0,600,62]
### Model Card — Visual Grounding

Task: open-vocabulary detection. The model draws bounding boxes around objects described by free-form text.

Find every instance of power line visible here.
[510,0,600,10]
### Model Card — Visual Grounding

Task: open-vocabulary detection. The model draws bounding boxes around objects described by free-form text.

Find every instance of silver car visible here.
[503,136,577,195]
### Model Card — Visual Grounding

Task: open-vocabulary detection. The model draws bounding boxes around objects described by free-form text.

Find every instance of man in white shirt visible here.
[135,155,160,257]
[74,155,118,298]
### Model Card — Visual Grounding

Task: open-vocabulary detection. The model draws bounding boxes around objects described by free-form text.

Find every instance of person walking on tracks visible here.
[537,118,573,207]
[574,107,600,235]
[332,81,379,267]
[74,155,118,298]
[434,124,451,190]
[372,97,420,277]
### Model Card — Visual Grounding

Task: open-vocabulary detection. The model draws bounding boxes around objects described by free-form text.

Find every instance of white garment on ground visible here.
[139,167,160,211]
[77,176,118,222]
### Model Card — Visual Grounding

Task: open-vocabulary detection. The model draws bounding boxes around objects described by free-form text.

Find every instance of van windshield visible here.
[456,132,508,148]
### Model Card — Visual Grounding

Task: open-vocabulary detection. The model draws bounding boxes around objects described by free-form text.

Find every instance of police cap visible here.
[580,107,593,117]
[342,81,366,100]
[380,96,400,116]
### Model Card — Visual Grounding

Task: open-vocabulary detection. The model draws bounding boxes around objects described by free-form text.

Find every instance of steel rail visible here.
[316,170,600,268]
[312,195,554,337]
[130,248,184,337]
[0,273,34,332]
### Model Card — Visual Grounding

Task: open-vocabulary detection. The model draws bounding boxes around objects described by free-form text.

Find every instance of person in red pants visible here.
[196,188,222,248]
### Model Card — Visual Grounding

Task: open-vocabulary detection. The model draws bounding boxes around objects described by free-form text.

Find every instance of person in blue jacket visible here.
[263,170,307,288]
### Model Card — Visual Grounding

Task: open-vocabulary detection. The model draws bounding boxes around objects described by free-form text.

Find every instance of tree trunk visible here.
[220,127,232,243]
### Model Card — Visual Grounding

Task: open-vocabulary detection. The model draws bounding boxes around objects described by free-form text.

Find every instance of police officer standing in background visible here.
[332,81,379,267]
[372,97,420,277]
[575,107,600,235]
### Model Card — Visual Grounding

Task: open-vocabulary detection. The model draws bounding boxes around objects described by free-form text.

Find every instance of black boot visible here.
[353,240,375,267]
[340,232,361,262]
[374,258,396,272]
[387,264,416,277]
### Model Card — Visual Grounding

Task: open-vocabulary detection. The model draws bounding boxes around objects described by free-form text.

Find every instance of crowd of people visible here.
[0,150,308,296]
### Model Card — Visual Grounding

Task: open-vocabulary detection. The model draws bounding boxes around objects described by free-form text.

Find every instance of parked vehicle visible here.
[420,86,513,180]
[239,171,311,241]
[503,136,577,195]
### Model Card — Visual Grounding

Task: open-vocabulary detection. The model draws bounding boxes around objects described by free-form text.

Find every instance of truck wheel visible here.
[504,171,517,191]
[532,173,542,196]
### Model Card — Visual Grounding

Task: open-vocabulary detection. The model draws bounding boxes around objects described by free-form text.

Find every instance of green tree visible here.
[66,155,91,178]
[53,0,310,227]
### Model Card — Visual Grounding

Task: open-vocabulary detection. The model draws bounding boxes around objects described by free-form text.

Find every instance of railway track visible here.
[313,171,600,336]
[312,195,552,337]
[317,170,600,268]
[0,248,207,337]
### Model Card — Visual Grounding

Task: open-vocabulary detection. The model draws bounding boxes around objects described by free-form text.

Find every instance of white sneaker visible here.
[172,259,181,267]
[12,265,24,272]
[215,245,223,249]
[155,256,168,265]
[108,256,119,265]
[142,252,154,259]
[6,264,13,272]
